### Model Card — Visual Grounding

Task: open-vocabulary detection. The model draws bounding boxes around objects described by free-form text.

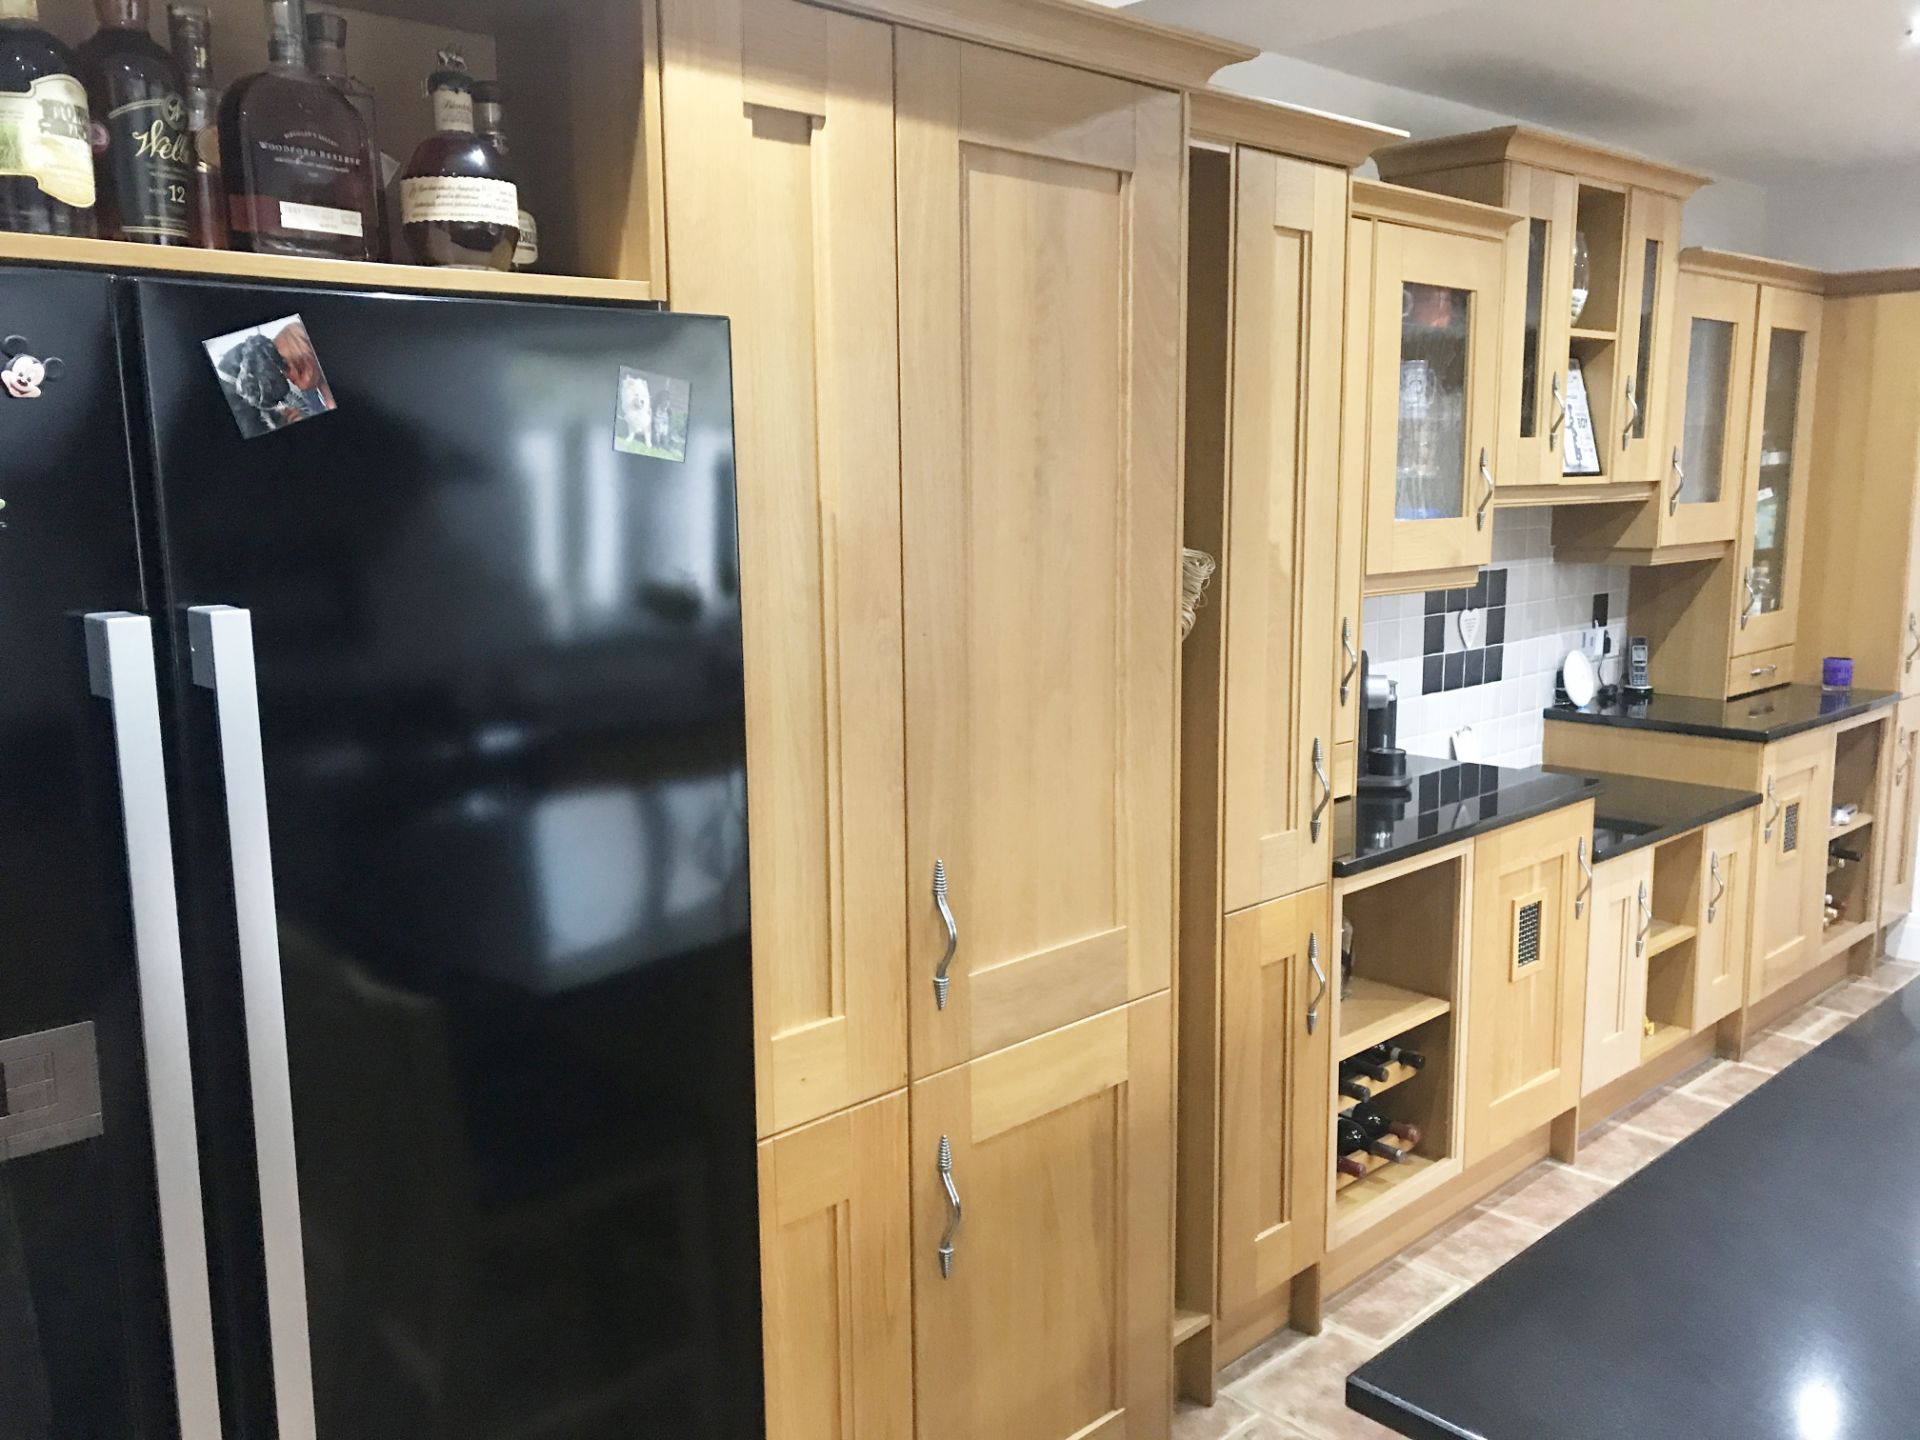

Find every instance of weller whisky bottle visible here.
[472,80,535,270]
[219,0,375,259]
[78,0,191,244]
[0,0,95,235]
[399,51,517,270]
[165,3,225,248]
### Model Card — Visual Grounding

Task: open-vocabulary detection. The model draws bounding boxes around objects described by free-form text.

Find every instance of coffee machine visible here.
[1358,651,1411,794]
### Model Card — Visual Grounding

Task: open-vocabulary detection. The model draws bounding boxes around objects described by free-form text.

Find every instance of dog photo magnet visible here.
[614,366,690,462]
[204,315,339,440]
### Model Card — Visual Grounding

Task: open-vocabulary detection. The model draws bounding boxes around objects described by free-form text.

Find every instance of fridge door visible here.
[128,279,760,1440]
[0,270,221,1440]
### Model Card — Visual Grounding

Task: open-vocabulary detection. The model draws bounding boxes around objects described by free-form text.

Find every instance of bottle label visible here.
[0,74,95,209]
[102,94,192,240]
[279,200,364,237]
[513,209,538,267]
[401,174,517,229]
[431,89,474,134]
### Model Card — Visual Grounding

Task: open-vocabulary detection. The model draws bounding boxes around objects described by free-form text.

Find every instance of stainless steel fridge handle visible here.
[1306,931,1327,1036]
[1311,738,1331,842]
[933,859,957,1011]
[1340,617,1358,707]
[84,613,226,1440]
[937,1135,963,1279]
[188,606,319,1440]
[1708,852,1725,924]
[1575,837,1592,919]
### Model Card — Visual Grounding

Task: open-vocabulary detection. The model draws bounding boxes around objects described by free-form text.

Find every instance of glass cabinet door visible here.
[1736,286,1823,655]
[1614,190,1682,485]
[1659,269,1752,548]
[1512,168,1576,487]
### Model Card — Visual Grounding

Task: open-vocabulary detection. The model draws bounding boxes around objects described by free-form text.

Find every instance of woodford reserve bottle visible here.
[219,0,376,259]
[471,81,535,270]
[305,10,390,259]
[399,51,517,270]
[78,0,191,244]
[166,3,225,248]
[0,0,95,235]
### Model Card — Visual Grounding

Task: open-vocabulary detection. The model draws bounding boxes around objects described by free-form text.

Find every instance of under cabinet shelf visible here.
[1641,1021,1690,1064]
[1830,810,1875,840]
[1569,325,1617,343]
[1336,979,1451,1062]
[1172,1310,1211,1346]
[1645,920,1696,959]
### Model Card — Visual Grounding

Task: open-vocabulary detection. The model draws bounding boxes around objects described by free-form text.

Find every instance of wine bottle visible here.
[1343,1056,1389,1084]
[1350,1102,1422,1150]
[1338,1077,1372,1103]
[1362,1042,1426,1071]
[1336,1156,1369,1180]
[1337,1115,1404,1164]
[0,0,96,235]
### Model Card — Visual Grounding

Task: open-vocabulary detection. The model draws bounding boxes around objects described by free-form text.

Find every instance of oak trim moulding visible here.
[1824,268,1920,298]
[1188,88,1404,170]
[1371,124,1712,200]
[1349,178,1524,241]
[1679,247,1825,293]
[797,0,1255,88]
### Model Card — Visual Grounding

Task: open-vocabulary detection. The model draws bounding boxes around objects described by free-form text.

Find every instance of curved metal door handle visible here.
[1575,836,1593,919]
[1708,852,1726,924]
[1623,380,1640,450]
[1764,777,1780,842]
[933,859,958,1010]
[189,606,318,1440]
[1476,447,1495,531]
[1311,738,1331,843]
[1906,613,1919,675]
[1306,931,1327,1036]
[1636,880,1652,958]
[1549,372,1565,447]
[1340,617,1358,707]
[1669,449,1685,516]
[1741,568,1759,629]
[85,614,226,1440]
[937,1135,963,1278]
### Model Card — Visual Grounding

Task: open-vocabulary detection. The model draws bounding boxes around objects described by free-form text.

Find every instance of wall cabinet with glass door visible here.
[1346,181,1524,593]
[1373,127,1705,507]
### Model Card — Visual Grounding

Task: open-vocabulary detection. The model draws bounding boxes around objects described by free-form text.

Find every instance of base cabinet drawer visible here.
[1729,646,1795,697]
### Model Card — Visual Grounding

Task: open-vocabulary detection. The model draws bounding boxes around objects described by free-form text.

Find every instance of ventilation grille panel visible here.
[1515,900,1543,968]
[1783,801,1801,854]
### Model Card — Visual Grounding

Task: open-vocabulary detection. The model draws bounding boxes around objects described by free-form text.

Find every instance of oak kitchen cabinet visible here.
[1582,848,1654,1096]
[1374,127,1706,503]
[1345,181,1524,592]
[1752,729,1836,1001]
[1885,696,1920,926]
[1695,811,1757,1029]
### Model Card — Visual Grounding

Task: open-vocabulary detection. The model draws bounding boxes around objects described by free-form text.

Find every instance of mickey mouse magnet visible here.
[2,335,63,399]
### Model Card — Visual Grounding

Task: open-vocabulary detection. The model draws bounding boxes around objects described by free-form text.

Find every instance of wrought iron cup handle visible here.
[1575,837,1592,919]
[1636,881,1652,958]
[1311,739,1331,842]
[1669,449,1685,516]
[933,860,957,1010]
[1340,618,1358,706]
[1764,778,1780,842]
[937,1135,962,1279]
[1306,932,1327,1036]
[1476,448,1495,531]
[1624,382,1641,450]
[1708,852,1725,924]
[1549,373,1565,447]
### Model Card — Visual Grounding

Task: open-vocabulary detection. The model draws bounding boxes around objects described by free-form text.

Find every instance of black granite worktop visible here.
[1347,981,1918,1440]
[1331,759,1597,877]
[1571,769,1762,864]
[1545,682,1896,743]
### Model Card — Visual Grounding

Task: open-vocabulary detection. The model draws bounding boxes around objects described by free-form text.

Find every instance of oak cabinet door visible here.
[1583,850,1653,1096]
[1694,811,1755,1027]
[1466,806,1591,1161]
[1614,190,1682,486]
[1660,270,1754,549]
[1884,697,1920,924]
[759,1095,914,1440]
[911,997,1172,1440]
[1363,221,1506,580]
[1734,286,1823,657]
[661,0,908,1136]
[1219,150,1345,908]
[897,33,1181,1076]
[1752,734,1835,1000]
[1217,887,1331,1329]
[1506,166,1578,489]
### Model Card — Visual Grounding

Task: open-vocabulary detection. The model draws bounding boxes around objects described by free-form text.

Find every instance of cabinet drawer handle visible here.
[1708,852,1725,924]
[1623,380,1640,450]
[1575,836,1592,919]
[1750,664,1777,679]
[1636,880,1652,958]
[1306,931,1327,1036]
[1476,447,1495,530]
[1549,372,1565,447]
[1340,617,1358,707]
[937,1135,963,1279]
[1905,613,1919,675]
[1764,778,1780,842]
[1669,448,1685,517]
[933,859,957,1010]
[1311,738,1331,842]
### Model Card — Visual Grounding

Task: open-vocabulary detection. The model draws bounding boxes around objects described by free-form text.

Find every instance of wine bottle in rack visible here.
[1361,1041,1427,1071]
[1337,1115,1405,1164]
[1344,1056,1390,1084]
[1351,1102,1422,1150]
[1336,1156,1370,1180]
[1338,1077,1373,1103]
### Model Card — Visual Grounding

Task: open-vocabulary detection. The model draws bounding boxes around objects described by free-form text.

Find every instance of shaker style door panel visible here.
[1582,851,1652,1097]
[661,0,909,1135]
[1660,269,1752,548]
[1466,807,1590,1162]
[1753,735,1835,1001]
[1694,812,1754,1028]
[910,997,1172,1440]
[1614,190,1682,487]
[898,32,1181,1076]
[1220,150,1345,909]
[1364,223,1506,579]
[1217,888,1331,1328]
[759,1094,914,1440]
[1884,697,1920,925]
[1735,286,1823,657]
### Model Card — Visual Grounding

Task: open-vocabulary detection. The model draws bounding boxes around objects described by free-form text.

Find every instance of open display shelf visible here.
[1641,1020,1690,1064]
[1830,810,1875,841]
[1336,979,1451,1062]
[1645,919,1696,958]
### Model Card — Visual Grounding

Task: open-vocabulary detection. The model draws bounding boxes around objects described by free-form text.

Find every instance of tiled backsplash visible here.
[1362,508,1629,767]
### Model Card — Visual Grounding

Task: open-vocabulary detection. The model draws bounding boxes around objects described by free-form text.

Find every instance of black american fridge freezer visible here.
[0,270,762,1440]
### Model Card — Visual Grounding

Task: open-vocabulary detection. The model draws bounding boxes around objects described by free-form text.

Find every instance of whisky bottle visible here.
[78,0,191,244]
[165,3,225,248]
[472,80,535,270]
[399,51,517,270]
[218,0,376,260]
[305,9,390,258]
[0,0,95,235]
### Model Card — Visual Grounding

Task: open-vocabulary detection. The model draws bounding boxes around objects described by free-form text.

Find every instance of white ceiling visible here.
[1125,0,1920,185]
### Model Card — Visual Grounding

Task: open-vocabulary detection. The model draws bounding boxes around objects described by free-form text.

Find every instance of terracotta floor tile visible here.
[1852,960,1920,994]
[1567,1119,1674,1183]
[1237,1420,1314,1440]
[1680,1060,1772,1106]
[1218,1324,1315,1388]
[1818,982,1888,1017]
[1739,1029,1815,1072]
[1229,1328,1402,1440]
[1174,1394,1260,1440]
[1773,1005,1853,1044]
[1616,1087,1726,1142]
[1484,1160,1615,1229]
[1323,1258,1465,1344]
[1406,1205,1544,1286]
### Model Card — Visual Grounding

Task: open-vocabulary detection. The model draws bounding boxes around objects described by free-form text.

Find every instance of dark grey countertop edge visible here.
[1331,785,1597,879]
[1590,789,1762,864]
[1542,689,1897,743]
[1346,1375,1474,1440]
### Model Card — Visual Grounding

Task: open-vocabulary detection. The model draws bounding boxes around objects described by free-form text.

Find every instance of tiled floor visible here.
[1175,960,1920,1440]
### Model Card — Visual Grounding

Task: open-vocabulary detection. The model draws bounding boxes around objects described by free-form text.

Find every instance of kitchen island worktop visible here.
[1545,683,1896,743]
